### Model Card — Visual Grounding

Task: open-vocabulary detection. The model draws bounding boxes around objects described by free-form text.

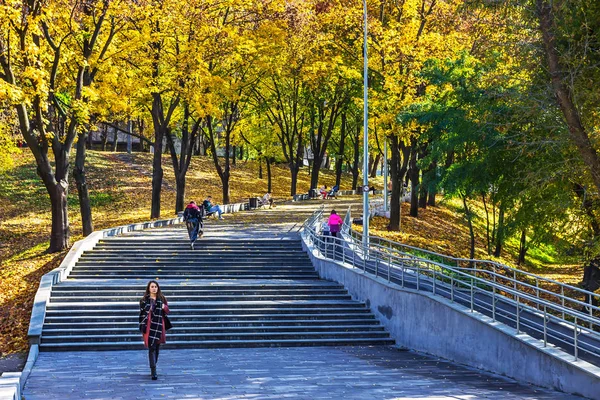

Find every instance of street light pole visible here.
[362,0,369,249]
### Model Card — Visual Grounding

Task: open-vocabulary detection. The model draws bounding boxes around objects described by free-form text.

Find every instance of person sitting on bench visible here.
[260,192,275,208]
[319,185,328,199]
[327,185,339,199]
[202,196,224,219]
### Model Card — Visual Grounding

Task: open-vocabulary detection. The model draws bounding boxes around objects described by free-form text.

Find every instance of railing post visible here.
[543,305,547,347]
[433,268,436,295]
[375,257,379,278]
[388,254,391,283]
[401,259,404,287]
[590,295,594,329]
[470,277,474,312]
[535,278,540,310]
[516,295,520,334]
[451,276,454,302]
[561,286,565,320]
[416,259,420,291]
[493,272,497,321]
[353,245,356,269]
[492,286,496,321]
[574,317,578,361]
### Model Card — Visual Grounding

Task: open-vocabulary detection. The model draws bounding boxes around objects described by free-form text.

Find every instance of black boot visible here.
[149,345,158,380]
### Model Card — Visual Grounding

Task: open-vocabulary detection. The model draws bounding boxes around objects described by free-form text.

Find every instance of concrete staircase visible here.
[40,229,394,350]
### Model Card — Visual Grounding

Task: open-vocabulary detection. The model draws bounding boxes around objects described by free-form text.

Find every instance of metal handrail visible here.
[302,208,600,364]
[341,208,600,317]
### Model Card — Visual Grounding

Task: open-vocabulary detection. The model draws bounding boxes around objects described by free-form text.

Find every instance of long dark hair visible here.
[144,280,167,303]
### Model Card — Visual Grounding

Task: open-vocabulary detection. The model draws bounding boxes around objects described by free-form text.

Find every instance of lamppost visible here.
[362,0,369,249]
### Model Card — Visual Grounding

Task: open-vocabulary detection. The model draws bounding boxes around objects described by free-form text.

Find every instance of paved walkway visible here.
[23,346,582,399]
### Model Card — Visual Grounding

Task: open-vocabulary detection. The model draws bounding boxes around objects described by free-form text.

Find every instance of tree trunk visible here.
[48,183,70,252]
[351,124,360,191]
[258,158,263,179]
[418,186,428,209]
[74,132,93,236]
[389,136,411,231]
[232,145,236,166]
[482,192,491,255]
[290,164,299,196]
[150,94,164,219]
[175,173,185,214]
[574,183,600,236]
[518,229,528,265]
[86,130,93,150]
[370,153,380,178]
[427,161,437,206]
[389,136,401,231]
[427,190,436,207]
[112,127,118,152]
[222,178,230,205]
[311,153,323,190]
[102,124,109,151]
[335,112,346,188]
[267,158,273,193]
[409,141,419,218]
[493,205,505,257]
[151,147,163,219]
[537,0,600,194]
[462,194,476,260]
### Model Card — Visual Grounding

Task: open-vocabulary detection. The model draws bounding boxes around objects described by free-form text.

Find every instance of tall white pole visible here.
[383,139,388,213]
[362,0,369,249]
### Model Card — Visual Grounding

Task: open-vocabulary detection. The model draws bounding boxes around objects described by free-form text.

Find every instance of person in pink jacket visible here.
[328,210,343,237]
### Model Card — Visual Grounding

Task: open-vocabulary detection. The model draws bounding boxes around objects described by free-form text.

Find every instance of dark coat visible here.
[183,204,204,221]
[139,296,170,347]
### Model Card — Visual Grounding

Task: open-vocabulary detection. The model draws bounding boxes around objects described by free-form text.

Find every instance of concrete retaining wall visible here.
[302,237,600,400]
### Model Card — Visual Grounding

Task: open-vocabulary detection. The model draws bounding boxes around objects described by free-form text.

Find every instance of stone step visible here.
[39,337,396,351]
[66,273,319,279]
[44,306,372,317]
[83,250,308,256]
[98,238,302,244]
[44,313,376,323]
[40,234,394,351]
[50,294,353,302]
[94,242,304,248]
[46,300,365,310]
[74,261,314,266]
[42,318,380,329]
[42,324,386,336]
[50,288,349,296]
[78,256,309,262]
[41,330,392,344]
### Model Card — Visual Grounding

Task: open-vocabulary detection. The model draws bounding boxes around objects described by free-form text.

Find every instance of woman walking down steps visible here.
[139,281,171,380]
